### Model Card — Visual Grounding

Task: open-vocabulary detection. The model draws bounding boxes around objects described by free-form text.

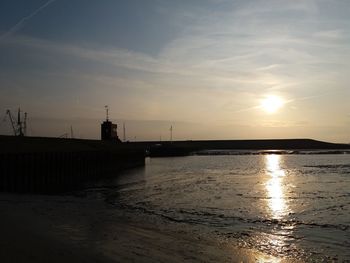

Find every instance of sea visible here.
[92,152,350,262]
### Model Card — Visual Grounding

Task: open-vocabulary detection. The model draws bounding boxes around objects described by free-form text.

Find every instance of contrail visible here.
[0,0,56,41]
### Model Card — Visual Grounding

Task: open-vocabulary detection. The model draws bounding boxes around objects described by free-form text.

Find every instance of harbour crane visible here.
[4,108,27,136]
[5,109,17,136]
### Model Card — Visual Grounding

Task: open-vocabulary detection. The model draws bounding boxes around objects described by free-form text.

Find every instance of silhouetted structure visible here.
[101,105,121,142]
[5,108,27,136]
[101,121,121,141]
[0,135,145,193]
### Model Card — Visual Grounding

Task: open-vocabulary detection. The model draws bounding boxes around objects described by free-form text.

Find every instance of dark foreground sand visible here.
[0,194,299,263]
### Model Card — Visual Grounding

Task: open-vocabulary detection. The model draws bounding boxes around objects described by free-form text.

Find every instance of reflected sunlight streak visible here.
[256,254,282,263]
[265,155,287,219]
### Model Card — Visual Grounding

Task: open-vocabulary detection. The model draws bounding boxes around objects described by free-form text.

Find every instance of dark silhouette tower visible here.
[101,106,121,142]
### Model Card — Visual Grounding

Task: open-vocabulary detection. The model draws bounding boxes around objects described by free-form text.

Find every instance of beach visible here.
[1,154,349,262]
[0,193,297,263]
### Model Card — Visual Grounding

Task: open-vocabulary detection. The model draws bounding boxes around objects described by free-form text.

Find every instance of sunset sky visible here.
[0,0,350,142]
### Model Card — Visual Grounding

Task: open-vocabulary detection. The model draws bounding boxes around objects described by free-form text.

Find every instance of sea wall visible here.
[0,136,145,194]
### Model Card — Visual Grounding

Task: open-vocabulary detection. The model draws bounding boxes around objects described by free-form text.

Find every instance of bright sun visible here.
[261,95,284,113]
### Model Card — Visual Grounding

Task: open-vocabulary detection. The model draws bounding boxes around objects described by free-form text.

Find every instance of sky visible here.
[0,0,350,142]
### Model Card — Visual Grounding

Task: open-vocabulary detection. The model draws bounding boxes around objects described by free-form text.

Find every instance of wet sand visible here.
[0,194,299,263]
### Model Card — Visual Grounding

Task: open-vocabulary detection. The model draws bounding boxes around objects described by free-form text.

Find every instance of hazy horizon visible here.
[1,0,350,142]
[1,115,349,144]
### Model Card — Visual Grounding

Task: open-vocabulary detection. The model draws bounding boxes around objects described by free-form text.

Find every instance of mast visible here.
[23,112,27,136]
[123,122,126,142]
[17,108,23,136]
[70,125,74,139]
[105,105,109,121]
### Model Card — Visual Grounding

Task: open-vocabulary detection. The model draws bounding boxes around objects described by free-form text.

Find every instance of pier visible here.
[0,136,145,194]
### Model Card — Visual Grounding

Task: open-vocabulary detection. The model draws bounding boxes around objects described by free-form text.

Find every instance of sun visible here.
[261,95,284,113]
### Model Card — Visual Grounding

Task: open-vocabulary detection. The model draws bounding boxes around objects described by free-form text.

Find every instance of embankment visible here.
[0,136,145,194]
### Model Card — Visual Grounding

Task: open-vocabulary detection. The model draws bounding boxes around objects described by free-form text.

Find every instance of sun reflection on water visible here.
[229,155,299,259]
[256,155,297,258]
[256,254,282,263]
[265,155,287,219]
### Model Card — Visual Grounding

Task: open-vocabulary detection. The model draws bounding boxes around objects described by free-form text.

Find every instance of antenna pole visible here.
[23,112,27,136]
[105,105,109,121]
[17,108,21,125]
[123,122,126,142]
[17,108,23,136]
[70,125,74,139]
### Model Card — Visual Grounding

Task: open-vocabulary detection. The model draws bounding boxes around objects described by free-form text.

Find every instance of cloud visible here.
[313,29,344,40]
[0,0,56,41]
[1,0,350,141]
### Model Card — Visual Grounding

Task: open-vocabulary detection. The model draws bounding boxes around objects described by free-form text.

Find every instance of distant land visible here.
[131,138,350,151]
[1,135,349,154]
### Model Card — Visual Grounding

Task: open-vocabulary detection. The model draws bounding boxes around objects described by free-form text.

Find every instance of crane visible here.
[6,110,17,136]
[5,108,27,136]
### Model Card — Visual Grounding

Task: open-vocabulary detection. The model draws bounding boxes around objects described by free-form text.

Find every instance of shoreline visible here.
[0,193,300,263]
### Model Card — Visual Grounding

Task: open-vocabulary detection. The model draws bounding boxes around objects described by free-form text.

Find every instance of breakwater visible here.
[0,136,145,194]
[131,138,350,151]
[131,139,350,157]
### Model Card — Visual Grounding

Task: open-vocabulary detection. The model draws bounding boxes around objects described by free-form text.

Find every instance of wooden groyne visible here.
[0,136,145,194]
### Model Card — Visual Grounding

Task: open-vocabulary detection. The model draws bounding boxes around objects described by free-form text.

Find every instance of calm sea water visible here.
[101,154,350,261]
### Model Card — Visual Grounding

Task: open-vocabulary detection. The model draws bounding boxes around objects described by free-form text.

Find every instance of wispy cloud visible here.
[1,0,350,141]
[0,0,56,41]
